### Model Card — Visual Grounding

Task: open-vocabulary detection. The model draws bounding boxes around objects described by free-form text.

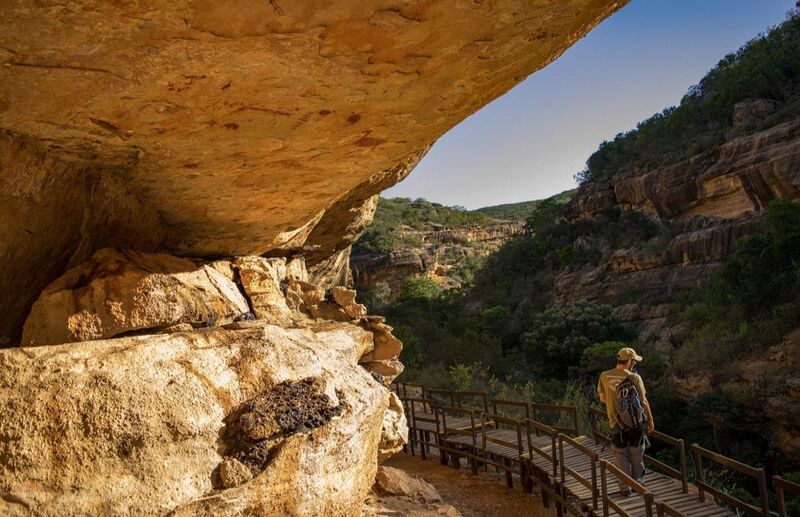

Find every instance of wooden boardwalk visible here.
[393,383,800,517]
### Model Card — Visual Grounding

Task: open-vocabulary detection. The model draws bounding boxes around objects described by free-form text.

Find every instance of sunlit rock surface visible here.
[0,0,627,345]
[1,252,406,516]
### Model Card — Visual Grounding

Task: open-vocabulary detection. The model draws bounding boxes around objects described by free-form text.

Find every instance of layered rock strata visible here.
[1,251,407,516]
[0,0,626,346]
[561,119,800,329]
[561,118,800,463]
[352,221,521,296]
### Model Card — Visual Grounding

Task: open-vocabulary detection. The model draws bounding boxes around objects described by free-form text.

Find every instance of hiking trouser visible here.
[610,426,645,492]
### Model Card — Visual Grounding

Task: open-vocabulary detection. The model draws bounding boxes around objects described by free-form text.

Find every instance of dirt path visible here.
[384,453,556,517]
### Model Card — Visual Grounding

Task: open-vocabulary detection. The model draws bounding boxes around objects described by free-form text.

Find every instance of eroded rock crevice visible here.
[216,378,345,487]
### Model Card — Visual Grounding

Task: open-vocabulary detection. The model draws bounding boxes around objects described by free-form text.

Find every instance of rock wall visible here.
[351,222,521,296]
[560,118,800,462]
[561,119,800,331]
[0,251,407,516]
[0,0,626,346]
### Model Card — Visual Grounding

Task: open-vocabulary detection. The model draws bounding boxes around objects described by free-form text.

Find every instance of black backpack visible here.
[615,375,647,431]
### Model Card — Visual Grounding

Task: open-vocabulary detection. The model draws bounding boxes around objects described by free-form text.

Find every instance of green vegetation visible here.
[578,12,800,183]
[355,14,800,498]
[353,197,491,254]
[475,189,575,220]
[676,199,800,377]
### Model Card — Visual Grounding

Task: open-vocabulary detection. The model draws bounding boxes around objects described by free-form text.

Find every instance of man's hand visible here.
[646,420,655,435]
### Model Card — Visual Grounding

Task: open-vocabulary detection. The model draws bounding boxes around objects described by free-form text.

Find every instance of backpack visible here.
[615,375,648,431]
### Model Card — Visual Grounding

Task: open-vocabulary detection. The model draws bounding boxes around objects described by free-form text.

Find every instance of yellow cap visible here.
[617,347,643,362]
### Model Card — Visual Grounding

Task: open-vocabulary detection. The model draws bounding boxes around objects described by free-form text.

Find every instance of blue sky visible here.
[384,0,798,209]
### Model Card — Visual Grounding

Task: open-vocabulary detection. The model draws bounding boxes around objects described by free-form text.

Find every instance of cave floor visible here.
[384,453,555,517]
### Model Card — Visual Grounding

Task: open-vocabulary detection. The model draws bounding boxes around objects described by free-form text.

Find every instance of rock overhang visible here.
[0,0,628,344]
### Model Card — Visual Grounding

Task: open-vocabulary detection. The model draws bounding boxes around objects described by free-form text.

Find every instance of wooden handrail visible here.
[525,418,558,478]
[774,475,800,517]
[558,433,599,511]
[531,402,579,437]
[588,405,611,445]
[454,390,489,412]
[645,430,688,493]
[656,501,683,517]
[439,406,478,444]
[426,388,454,407]
[691,443,770,516]
[491,398,531,420]
[599,459,654,517]
[481,413,524,460]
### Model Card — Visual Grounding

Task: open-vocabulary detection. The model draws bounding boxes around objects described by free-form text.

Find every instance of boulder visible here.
[21,248,250,346]
[0,320,401,516]
[374,466,442,503]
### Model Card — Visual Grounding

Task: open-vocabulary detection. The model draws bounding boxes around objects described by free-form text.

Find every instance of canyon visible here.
[0,1,627,515]
[351,218,521,297]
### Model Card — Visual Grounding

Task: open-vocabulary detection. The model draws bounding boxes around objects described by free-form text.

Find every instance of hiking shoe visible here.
[620,488,631,497]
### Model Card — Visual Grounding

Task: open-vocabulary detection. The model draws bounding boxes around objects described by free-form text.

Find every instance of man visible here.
[597,347,655,495]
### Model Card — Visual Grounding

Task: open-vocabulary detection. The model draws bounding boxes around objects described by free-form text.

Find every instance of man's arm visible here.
[643,396,654,434]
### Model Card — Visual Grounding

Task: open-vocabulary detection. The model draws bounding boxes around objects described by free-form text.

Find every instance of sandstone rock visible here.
[217,458,253,489]
[233,256,293,323]
[0,0,626,345]
[733,98,780,128]
[0,320,398,516]
[374,466,442,503]
[360,320,404,362]
[378,392,408,462]
[331,286,358,308]
[361,359,405,384]
[351,221,521,299]
[309,247,355,289]
[21,248,250,346]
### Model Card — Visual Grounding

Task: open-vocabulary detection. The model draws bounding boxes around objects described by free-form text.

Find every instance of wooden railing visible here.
[531,402,579,437]
[438,406,480,473]
[588,405,611,444]
[455,390,489,412]
[491,398,531,420]
[480,413,525,488]
[691,443,770,516]
[524,418,561,512]
[646,430,688,493]
[558,433,599,514]
[599,459,655,517]
[397,385,790,517]
[774,475,800,517]
[655,501,683,517]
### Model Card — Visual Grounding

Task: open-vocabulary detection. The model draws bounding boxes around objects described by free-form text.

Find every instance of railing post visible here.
[776,476,786,517]
[691,443,704,502]
[600,460,609,517]
[677,438,688,493]
[644,493,654,517]
[590,452,598,512]
[757,467,769,516]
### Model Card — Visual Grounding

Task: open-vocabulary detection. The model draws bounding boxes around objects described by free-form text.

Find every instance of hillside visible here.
[475,189,575,220]
[365,11,800,494]
[350,194,574,301]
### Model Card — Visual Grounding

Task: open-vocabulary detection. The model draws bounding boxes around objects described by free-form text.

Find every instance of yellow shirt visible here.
[597,368,646,429]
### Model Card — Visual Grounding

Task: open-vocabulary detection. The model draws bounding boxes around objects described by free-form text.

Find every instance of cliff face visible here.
[352,221,521,296]
[560,119,800,330]
[0,0,626,346]
[559,118,800,462]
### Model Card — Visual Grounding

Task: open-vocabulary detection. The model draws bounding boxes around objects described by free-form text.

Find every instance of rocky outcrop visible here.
[1,251,407,516]
[352,222,521,296]
[559,119,800,464]
[560,120,800,335]
[0,0,626,346]
[567,120,800,222]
